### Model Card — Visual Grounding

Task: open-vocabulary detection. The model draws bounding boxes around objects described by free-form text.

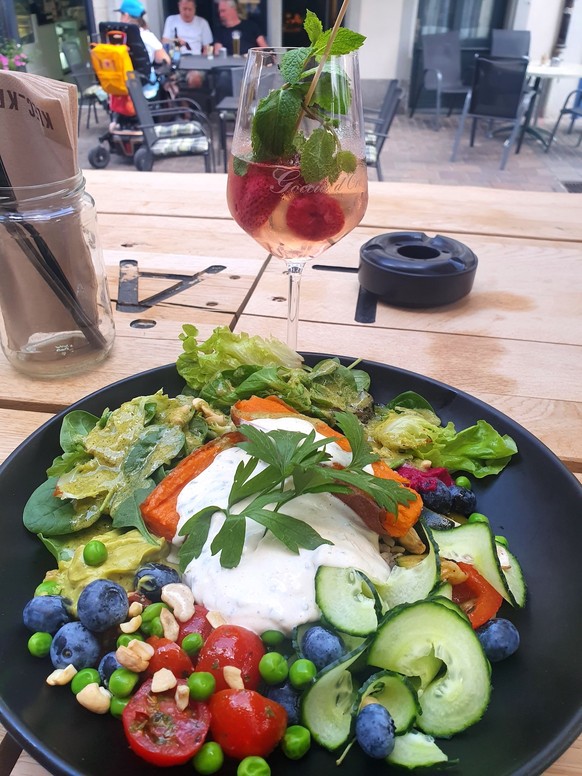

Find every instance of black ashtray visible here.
[359,231,478,308]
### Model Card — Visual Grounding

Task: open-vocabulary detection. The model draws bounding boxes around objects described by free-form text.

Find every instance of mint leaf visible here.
[233,157,248,176]
[310,67,352,114]
[337,149,357,173]
[314,28,366,57]
[280,47,312,85]
[300,126,337,183]
[304,10,323,45]
[251,88,303,161]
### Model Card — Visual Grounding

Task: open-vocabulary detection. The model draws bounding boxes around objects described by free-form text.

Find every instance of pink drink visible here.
[227,157,369,261]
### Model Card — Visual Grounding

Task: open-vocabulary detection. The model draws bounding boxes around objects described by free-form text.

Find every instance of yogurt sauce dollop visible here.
[174,417,392,635]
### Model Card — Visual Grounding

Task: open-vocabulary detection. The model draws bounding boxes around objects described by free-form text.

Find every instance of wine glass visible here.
[226,47,368,350]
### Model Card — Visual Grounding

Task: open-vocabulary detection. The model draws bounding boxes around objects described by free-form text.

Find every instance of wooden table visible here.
[0,171,580,776]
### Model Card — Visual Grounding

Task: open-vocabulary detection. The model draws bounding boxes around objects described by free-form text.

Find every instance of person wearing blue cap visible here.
[117,0,170,66]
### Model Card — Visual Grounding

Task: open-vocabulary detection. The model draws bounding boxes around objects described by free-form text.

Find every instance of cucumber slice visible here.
[378,522,440,610]
[433,521,516,605]
[386,729,453,769]
[315,566,380,636]
[496,541,527,608]
[355,670,420,735]
[300,640,369,751]
[430,594,470,622]
[368,600,491,737]
[432,581,452,599]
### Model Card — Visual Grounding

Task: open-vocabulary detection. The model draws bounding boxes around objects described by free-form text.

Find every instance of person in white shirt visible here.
[162,0,213,55]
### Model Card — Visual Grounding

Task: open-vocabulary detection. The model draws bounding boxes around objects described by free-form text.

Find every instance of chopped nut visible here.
[175,684,190,711]
[160,607,180,642]
[119,614,143,633]
[151,667,178,693]
[161,583,195,623]
[128,601,144,618]
[76,683,111,714]
[46,664,77,686]
[206,610,227,628]
[116,639,155,672]
[440,559,469,585]
[223,665,244,690]
[399,527,426,554]
[192,397,229,427]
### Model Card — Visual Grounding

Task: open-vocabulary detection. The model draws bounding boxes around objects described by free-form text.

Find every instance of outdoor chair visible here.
[545,86,582,152]
[451,56,531,170]
[364,79,402,181]
[214,66,244,171]
[409,32,469,130]
[490,30,531,58]
[62,40,107,132]
[126,71,214,172]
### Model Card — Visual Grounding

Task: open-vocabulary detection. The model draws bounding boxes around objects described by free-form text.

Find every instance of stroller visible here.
[88,22,178,168]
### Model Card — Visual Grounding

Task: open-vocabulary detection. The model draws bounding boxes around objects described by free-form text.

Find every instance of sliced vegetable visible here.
[315,566,380,636]
[377,521,440,609]
[451,562,503,629]
[386,729,453,769]
[355,670,420,735]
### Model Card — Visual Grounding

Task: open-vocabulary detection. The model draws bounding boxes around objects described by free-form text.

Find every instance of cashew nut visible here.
[151,667,178,693]
[76,683,111,714]
[46,664,77,686]
[116,638,155,672]
[119,614,143,633]
[206,610,227,628]
[223,665,244,690]
[161,583,195,623]
[128,600,144,618]
[160,607,180,642]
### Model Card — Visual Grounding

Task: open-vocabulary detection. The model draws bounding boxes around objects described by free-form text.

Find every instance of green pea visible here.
[108,668,139,698]
[142,602,169,621]
[187,671,216,701]
[83,540,108,567]
[495,535,509,548]
[182,632,204,656]
[259,652,288,685]
[34,580,61,597]
[71,668,101,695]
[110,696,130,718]
[288,658,317,689]
[27,631,52,658]
[455,475,472,489]
[140,616,164,638]
[117,632,144,648]
[261,630,285,648]
[192,741,224,774]
[468,512,489,524]
[281,725,311,760]
[237,756,271,776]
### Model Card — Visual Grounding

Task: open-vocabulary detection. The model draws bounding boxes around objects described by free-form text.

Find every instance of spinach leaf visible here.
[23,477,100,536]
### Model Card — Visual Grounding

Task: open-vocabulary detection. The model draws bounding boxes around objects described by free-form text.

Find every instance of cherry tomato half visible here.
[451,561,503,629]
[145,636,195,679]
[209,689,287,759]
[122,678,210,766]
[196,624,265,691]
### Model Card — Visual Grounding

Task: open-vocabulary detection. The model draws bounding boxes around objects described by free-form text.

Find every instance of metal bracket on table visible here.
[312,264,378,324]
[116,260,226,313]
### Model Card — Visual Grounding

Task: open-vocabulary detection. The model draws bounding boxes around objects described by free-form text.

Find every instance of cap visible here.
[116,0,146,17]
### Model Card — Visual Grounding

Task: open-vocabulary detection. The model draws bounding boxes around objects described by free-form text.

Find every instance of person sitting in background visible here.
[213,0,268,56]
[162,0,213,55]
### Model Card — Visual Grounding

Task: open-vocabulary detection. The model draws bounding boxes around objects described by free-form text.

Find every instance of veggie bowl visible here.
[0,355,580,776]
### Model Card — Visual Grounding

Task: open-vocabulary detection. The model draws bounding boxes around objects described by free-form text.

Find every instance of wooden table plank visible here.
[0,409,53,463]
[84,171,582,242]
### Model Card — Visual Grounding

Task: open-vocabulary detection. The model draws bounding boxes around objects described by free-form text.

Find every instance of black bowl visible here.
[0,357,580,776]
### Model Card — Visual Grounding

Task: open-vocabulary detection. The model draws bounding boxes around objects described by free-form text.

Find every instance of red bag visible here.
[109,93,136,117]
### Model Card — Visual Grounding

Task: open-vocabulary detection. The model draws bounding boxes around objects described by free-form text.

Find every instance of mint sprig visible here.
[178,411,416,571]
[249,11,365,180]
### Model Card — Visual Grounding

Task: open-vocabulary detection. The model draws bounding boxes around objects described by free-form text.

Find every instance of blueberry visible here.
[23,595,71,634]
[476,618,520,662]
[301,626,344,671]
[449,484,477,516]
[50,622,101,669]
[418,480,453,514]
[355,703,395,759]
[98,650,123,688]
[133,563,180,602]
[76,579,129,633]
[265,683,300,725]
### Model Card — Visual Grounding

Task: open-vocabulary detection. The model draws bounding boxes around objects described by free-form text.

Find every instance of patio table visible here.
[520,60,582,149]
[0,171,580,776]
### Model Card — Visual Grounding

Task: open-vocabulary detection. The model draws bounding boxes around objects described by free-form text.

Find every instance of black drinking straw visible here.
[0,155,107,350]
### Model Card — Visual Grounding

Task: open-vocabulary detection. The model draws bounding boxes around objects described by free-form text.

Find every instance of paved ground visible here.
[76,81,582,192]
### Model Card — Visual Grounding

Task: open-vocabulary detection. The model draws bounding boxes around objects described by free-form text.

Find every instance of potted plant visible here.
[0,39,28,71]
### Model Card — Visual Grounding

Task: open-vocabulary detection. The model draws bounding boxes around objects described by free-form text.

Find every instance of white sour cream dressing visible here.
[174,418,391,635]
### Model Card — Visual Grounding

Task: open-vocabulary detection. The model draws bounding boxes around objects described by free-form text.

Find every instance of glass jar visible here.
[0,172,115,378]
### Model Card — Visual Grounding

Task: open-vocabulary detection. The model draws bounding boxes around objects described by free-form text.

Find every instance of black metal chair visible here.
[490,30,531,58]
[451,56,531,170]
[545,87,582,152]
[364,79,402,181]
[62,40,107,132]
[409,32,470,130]
[126,71,214,172]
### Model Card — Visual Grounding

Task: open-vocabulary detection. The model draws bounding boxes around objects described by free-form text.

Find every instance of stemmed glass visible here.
[226,46,368,349]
